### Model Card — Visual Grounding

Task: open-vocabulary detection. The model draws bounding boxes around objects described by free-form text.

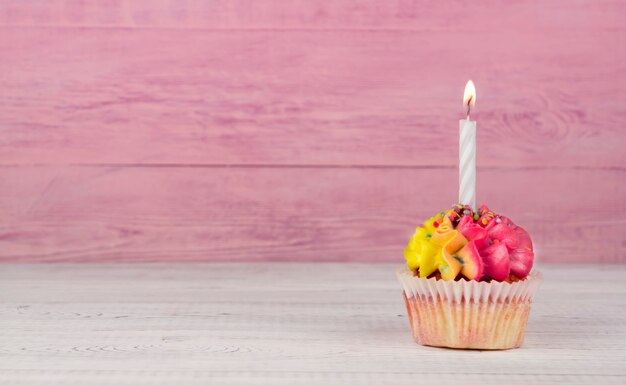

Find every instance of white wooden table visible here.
[1,264,625,384]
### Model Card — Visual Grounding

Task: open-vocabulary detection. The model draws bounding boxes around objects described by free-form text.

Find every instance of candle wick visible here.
[465,95,473,120]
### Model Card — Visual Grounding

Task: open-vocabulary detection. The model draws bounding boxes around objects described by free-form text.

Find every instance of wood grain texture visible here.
[0,0,623,30]
[0,1,624,167]
[0,1,625,263]
[1,166,624,263]
[1,263,625,384]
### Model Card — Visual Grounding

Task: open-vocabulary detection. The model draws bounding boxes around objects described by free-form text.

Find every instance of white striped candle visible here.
[459,80,477,210]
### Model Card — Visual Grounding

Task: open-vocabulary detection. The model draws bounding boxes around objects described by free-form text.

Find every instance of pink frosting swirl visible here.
[456,205,534,280]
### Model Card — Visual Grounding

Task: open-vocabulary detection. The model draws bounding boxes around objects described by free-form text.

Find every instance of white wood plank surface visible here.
[0,263,625,384]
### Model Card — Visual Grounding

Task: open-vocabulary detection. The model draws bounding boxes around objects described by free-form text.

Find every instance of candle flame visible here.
[463,80,476,116]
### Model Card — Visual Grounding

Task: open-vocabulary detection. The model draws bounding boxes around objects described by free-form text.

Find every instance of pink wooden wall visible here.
[1,1,624,263]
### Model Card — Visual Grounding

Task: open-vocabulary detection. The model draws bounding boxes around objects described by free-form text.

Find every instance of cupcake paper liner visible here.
[396,267,542,350]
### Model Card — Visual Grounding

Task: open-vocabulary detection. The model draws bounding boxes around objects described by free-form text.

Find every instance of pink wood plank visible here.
[0,3,624,168]
[0,166,623,263]
[0,1,622,31]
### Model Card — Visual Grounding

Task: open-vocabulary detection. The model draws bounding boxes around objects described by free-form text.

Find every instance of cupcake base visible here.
[404,292,530,349]
[397,267,541,350]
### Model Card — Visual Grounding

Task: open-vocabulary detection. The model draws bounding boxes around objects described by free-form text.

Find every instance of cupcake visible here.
[396,204,541,350]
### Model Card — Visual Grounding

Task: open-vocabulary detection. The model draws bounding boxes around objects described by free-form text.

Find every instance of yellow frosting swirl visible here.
[404,213,468,280]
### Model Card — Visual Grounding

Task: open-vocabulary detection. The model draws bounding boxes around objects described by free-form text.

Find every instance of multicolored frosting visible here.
[404,204,534,282]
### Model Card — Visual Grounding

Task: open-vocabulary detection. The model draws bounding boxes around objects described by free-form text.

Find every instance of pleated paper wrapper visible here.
[396,267,542,350]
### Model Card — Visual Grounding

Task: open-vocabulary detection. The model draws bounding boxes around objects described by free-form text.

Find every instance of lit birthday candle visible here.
[459,80,477,210]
